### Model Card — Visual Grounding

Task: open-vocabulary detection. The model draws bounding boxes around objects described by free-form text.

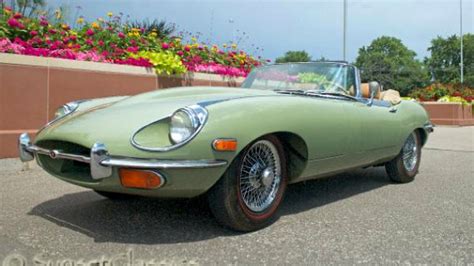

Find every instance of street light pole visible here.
[460,0,464,86]
[343,0,347,61]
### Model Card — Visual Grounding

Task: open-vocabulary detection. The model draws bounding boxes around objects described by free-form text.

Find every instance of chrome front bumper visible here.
[18,133,227,180]
[424,121,435,133]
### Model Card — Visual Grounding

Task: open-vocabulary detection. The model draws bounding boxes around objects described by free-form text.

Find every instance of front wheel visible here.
[208,135,287,232]
[385,131,421,183]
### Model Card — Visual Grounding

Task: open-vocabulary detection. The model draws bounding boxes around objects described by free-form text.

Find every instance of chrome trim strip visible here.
[18,133,227,180]
[354,66,362,98]
[130,104,208,152]
[102,158,227,169]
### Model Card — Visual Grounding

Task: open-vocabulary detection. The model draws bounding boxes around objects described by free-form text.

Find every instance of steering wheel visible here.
[327,82,349,95]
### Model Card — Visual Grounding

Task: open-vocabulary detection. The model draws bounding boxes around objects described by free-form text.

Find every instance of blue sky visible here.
[48,0,473,62]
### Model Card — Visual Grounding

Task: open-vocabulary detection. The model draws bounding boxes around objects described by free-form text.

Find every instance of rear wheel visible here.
[208,135,287,232]
[385,131,421,183]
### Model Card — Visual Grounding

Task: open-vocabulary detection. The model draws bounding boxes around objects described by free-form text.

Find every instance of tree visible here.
[275,50,311,63]
[355,36,429,96]
[426,34,474,87]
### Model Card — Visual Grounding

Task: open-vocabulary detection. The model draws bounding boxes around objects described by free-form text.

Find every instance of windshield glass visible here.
[241,63,356,95]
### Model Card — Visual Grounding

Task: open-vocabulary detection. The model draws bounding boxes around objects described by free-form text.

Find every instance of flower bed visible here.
[408,83,473,103]
[0,7,264,77]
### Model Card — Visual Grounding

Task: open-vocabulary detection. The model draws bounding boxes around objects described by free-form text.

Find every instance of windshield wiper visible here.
[306,91,358,101]
[274,89,306,95]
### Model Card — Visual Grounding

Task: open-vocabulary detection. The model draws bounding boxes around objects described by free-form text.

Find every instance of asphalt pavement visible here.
[1,126,473,265]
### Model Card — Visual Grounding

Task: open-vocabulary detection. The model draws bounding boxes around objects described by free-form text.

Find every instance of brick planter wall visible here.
[421,102,474,126]
[0,53,244,158]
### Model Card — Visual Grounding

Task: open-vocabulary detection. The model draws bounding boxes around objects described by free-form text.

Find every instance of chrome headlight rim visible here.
[54,101,80,120]
[37,100,83,134]
[130,105,208,152]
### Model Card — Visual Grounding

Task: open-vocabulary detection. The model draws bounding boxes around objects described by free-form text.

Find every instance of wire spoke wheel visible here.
[402,132,418,172]
[239,140,281,213]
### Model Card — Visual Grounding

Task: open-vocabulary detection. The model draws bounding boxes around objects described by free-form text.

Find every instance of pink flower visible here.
[86,29,94,36]
[176,51,183,56]
[0,38,25,54]
[161,42,169,49]
[70,35,77,41]
[40,20,49,27]
[126,46,138,53]
[48,29,57,34]
[184,45,191,52]
[98,40,104,46]
[85,39,93,45]
[30,30,38,36]
[118,32,125,39]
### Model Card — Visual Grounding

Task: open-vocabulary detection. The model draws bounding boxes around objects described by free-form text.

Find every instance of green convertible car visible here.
[19,62,433,231]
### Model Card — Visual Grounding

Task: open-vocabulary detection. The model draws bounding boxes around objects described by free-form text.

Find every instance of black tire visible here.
[385,131,421,183]
[207,135,288,232]
[94,190,135,200]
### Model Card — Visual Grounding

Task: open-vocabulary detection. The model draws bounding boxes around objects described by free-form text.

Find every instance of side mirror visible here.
[367,81,380,106]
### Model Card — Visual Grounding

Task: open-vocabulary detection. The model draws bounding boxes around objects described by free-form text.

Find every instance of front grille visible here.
[35,140,95,182]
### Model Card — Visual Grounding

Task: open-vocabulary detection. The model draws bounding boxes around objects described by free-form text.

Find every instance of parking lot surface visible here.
[1,126,473,264]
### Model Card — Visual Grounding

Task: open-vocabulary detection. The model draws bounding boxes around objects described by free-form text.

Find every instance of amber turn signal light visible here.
[119,168,164,189]
[213,139,237,151]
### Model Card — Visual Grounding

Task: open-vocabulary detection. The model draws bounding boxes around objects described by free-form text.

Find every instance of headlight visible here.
[54,101,80,119]
[169,105,208,144]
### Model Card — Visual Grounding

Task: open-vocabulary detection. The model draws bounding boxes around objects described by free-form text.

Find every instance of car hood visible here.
[35,86,277,150]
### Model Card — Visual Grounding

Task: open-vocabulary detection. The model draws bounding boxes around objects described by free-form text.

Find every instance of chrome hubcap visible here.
[402,133,418,172]
[239,140,281,212]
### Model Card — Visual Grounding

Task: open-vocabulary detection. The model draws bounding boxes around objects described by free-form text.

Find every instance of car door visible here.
[353,99,401,165]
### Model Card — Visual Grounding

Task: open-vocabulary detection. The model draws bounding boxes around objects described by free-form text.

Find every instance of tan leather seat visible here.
[360,83,401,105]
[380,89,401,105]
[360,83,381,99]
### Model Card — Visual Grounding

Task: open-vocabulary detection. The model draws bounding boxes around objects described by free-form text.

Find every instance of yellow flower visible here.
[107,12,113,17]
[55,9,62,19]
[223,44,228,48]
[174,38,181,43]
[91,22,100,29]
[231,43,237,49]
[191,37,197,42]
[76,17,84,24]
[150,32,157,37]
[3,8,11,14]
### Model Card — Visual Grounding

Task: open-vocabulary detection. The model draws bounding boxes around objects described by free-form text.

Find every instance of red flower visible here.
[118,32,125,39]
[48,29,57,34]
[40,20,49,27]
[452,91,462,97]
[177,51,184,56]
[30,30,38,36]
[7,18,20,28]
[13,13,22,19]
[184,45,191,52]
[70,35,77,41]
[85,39,93,45]
[161,42,169,49]
[86,29,94,36]
[98,40,104,46]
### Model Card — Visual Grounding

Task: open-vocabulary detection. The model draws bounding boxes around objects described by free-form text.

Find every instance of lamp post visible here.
[460,0,464,86]
[343,0,347,61]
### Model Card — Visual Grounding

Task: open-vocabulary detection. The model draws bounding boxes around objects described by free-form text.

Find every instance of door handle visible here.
[389,106,397,113]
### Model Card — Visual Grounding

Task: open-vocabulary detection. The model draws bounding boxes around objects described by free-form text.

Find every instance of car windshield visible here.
[241,62,357,96]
